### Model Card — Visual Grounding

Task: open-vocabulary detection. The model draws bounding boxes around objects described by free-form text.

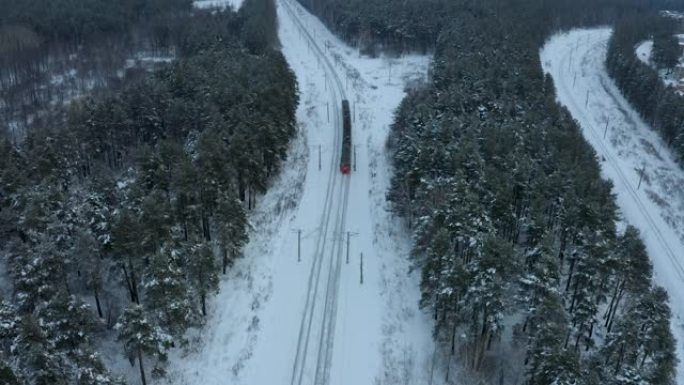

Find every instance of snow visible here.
[634,38,684,92]
[160,0,441,385]
[192,0,241,10]
[635,40,653,65]
[541,28,684,385]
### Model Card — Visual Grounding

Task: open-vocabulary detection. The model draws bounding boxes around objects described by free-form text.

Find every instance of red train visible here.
[340,100,352,174]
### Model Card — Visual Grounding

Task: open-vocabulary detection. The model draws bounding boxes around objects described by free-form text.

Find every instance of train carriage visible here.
[340,100,352,174]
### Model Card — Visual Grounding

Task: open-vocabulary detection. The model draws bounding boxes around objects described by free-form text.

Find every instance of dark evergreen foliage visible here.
[0,0,297,382]
[606,15,684,164]
[377,0,679,382]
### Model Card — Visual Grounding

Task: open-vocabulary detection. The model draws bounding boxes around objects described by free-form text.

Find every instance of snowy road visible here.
[541,28,684,384]
[162,1,438,385]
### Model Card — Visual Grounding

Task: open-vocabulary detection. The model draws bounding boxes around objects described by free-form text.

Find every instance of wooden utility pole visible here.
[604,121,609,139]
[318,145,322,171]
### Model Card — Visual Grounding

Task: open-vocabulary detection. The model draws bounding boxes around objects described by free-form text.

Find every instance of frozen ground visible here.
[542,28,684,385]
[159,0,441,384]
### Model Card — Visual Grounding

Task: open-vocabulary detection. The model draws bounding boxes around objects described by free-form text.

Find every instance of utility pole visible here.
[291,229,302,262]
[637,166,646,189]
[585,90,590,107]
[573,72,577,87]
[603,121,609,139]
[353,144,357,171]
[360,252,364,284]
[326,102,329,122]
[345,231,358,264]
[318,145,322,171]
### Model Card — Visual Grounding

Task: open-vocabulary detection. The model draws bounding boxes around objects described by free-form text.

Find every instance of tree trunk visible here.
[201,292,207,316]
[129,258,139,305]
[94,287,103,318]
[138,346,147,385]
[614,342,625,375]
[565,256,576,292]
[122,264,136,303]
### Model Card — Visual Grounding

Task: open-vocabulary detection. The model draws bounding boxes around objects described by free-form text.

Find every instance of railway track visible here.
[280,0,351,384]
[556,33,684,281]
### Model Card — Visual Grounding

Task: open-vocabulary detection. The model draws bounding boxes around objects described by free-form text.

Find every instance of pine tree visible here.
[187,242,219,316]
[214,191,248,274]
[143,247,198,341]
[115,305,171,385]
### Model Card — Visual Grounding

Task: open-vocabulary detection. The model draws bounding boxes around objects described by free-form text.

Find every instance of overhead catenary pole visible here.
[637,166,646,190]
[360,252,364,284]
[291,229,302,262]
[345,231,358,264]
[585,90,590,107]
[353,144,357,172]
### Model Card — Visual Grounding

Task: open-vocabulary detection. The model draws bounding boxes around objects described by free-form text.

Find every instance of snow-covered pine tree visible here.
[214,191,248,274]
[187,242,219,316]
[115,305,171,385]
[143,246,198,342]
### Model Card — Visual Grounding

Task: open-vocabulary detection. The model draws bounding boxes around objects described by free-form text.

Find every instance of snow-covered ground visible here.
[635,40,654,65]
[634,38,684,92]
[159,1,439,385]
[541,28,684,385]
[193,0,242,10]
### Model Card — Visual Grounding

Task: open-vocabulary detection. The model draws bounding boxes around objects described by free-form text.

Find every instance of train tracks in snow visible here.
[280,0,351,384]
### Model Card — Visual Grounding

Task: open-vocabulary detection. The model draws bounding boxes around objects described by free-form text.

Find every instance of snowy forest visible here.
[606,14,684,164]
[2,0,684,383]
[303,0,684,383]
[0,0,297,383]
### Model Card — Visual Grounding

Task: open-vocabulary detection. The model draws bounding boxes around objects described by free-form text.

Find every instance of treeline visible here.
[0,0,191,140]
[0,0,191,45]
[297,0,448,54]
[380,0,681,384]
[0,0,297,384]
[296,0,683,55]
[606,14,684,164]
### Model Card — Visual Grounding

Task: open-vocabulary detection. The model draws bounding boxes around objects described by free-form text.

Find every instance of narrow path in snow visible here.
[541,28,684,384]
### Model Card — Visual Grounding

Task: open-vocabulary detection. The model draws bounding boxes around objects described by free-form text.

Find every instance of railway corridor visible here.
[541,28,684,385]
[279,0,351,383]
[163,0,434,383]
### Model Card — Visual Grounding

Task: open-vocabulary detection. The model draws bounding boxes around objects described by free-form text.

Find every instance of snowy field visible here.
[541,28,684,385]
[159,0,438,384]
